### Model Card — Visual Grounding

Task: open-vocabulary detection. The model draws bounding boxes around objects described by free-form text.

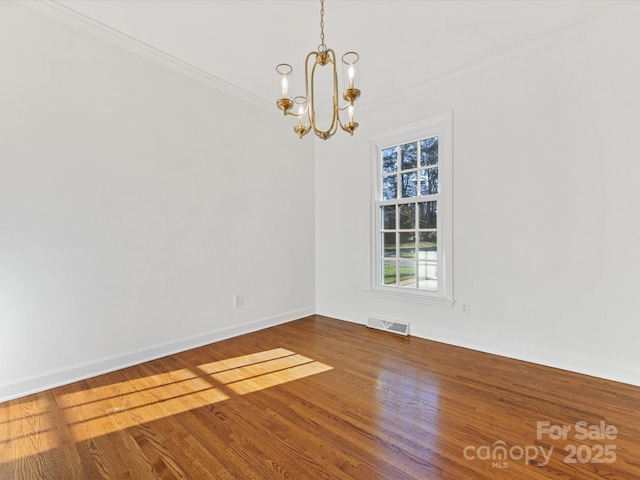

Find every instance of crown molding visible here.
[363,3,640,113]
[20,1,640,117]
[20,0,273,113]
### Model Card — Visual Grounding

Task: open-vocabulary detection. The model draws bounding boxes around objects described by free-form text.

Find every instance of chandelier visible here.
[275,0,360,140]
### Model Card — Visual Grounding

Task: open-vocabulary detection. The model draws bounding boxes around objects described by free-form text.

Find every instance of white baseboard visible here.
[419,329,640,388]
[0,307,314,403]
[5,307,637,403]
[316,309,640,388]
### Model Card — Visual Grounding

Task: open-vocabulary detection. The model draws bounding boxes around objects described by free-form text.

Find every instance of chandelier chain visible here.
[319,0,326,52]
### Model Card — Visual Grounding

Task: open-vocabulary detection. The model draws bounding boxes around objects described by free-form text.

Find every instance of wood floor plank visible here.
[1,315,639,479]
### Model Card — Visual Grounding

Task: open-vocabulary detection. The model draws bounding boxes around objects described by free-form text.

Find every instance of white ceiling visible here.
[50,0,640,109]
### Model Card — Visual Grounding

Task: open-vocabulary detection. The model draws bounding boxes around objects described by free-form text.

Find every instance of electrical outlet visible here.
[458,300,470,316]
[233,293,243,308]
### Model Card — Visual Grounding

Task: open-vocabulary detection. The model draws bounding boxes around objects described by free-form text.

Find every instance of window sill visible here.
[365,287,454,308]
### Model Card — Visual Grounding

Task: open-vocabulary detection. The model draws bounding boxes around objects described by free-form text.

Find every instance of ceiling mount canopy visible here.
[275,0,361,140]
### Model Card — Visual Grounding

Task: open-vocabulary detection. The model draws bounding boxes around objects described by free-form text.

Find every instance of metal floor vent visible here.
[366,317,410,336]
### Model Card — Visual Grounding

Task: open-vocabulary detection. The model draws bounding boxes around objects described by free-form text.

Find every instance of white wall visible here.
[316,13,640,386]
[0,2,315,401]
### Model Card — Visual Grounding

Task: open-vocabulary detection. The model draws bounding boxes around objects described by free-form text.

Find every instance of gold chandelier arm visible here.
[281,108,303,118]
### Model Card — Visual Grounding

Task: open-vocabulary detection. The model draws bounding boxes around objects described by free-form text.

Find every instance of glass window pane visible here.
[419,168,439,196]
[399,203,415,230]
[382,205,396,230]
[400,142,418,170]
[382,147,397,174]
[399,232,416,258]
[398,261,416,287]
[400,172,417,198]
[419,232,437,260]
[383,261,397,285]
[382,175,397,200]
[420,137,438,167]
[383,232,396,258]
[418,201,437,229]
[418,261,438,290]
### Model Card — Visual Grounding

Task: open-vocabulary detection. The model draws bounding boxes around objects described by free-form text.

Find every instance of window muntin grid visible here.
[378,136,439,290]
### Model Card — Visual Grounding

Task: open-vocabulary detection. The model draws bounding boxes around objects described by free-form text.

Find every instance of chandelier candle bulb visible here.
[276,63,292,98]
[275,64,294,114]
[342,52,359,91]
[292,96,311,138]
[294,96,308,117]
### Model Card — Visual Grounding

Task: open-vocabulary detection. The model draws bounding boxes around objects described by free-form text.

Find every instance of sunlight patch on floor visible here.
[67,384,229,442]
[56,367,202,409]
[197,347,297,374]
[1,348,333,463]
[225,361,333,395]
[0,396,61,464]
[199,348,333,395]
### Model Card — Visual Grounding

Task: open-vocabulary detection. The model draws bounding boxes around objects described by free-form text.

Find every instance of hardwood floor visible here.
[1,315,639,479]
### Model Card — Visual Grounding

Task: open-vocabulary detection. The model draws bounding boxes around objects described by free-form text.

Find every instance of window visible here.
[371,112,453,305]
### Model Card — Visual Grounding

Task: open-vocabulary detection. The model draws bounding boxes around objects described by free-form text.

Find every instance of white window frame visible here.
[369,111,453,307]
